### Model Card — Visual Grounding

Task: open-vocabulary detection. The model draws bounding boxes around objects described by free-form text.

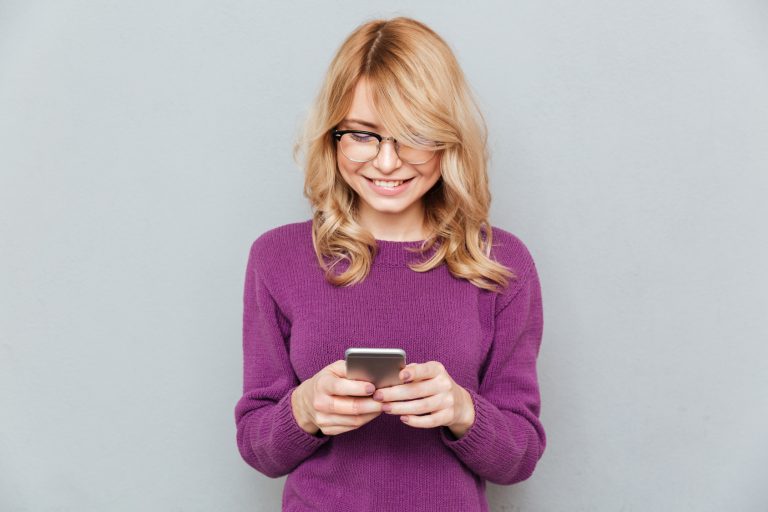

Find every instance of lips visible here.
[364,176,415,183]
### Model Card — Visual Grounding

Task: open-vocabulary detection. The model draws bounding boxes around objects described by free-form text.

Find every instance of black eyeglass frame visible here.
[331,129,439,165]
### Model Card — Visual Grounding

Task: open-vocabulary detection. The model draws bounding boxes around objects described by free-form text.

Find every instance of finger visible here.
[316,410,381,428]
[333,377,376,397]
[403,360,444,383]
[322,395,384,415]
[374,379,434,402]
[317,367,374,396]
[382,394,443,415]
[400,407,452,428]
[326,359,347,378]
[399,363,419,382]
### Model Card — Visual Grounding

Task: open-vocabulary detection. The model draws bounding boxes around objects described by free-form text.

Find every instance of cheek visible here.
[336,160,365,190]
[337,150,365,175]
[424,160,442,182]
[428,153,442,174]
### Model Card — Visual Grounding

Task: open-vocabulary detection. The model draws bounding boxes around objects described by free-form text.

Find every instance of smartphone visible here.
[345,348,406,389]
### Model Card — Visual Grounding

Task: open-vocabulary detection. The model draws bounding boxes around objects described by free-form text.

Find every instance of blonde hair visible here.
[293,16,517,292]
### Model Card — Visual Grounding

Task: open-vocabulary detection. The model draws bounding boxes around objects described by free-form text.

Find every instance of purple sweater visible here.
[234,219,546,511]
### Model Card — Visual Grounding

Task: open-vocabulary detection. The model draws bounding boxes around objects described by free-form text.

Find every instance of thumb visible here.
[326,359,347,378]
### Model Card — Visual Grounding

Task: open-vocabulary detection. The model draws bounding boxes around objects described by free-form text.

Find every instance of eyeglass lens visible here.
[338,132,435,165]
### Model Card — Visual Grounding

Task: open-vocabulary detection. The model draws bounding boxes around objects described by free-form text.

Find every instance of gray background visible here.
[1,1,767,511]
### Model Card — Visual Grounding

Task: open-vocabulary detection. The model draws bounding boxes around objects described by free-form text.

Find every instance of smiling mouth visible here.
[364,176,415,187]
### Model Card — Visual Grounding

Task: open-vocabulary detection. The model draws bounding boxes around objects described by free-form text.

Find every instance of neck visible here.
[358,202,428,242]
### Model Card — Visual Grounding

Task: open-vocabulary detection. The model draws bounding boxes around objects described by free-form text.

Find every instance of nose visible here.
[372,137,402,173]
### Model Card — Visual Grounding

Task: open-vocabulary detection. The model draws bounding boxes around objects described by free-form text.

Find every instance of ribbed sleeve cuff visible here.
[439,387,498,462]
[252,386,330,461]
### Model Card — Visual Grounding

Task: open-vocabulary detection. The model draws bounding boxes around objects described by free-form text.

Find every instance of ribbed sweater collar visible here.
[372,238,442,267]
[303,220,441,267]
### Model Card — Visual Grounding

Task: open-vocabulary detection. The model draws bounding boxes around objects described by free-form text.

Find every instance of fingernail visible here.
[373,391,384,401]
[401,371,411,381]
[382,404,392,412]
[400,415,409,423]
[365,384,375,394]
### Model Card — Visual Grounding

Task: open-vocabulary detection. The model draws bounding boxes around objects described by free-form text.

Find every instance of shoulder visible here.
[487,225,540,310]
[248,219,313,273]
[488,225,537,281]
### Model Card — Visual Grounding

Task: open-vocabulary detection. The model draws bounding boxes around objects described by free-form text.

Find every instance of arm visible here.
[439,261,546,485]
[234,241,329,478]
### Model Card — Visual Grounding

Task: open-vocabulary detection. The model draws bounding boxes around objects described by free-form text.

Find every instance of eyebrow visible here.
[342,118,380,130]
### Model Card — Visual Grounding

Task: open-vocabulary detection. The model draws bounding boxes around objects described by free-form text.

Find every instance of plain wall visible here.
[1,1,767,510]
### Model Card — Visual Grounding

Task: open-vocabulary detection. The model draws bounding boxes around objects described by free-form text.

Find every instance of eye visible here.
[350,132,375,143]
[410,133,436,146]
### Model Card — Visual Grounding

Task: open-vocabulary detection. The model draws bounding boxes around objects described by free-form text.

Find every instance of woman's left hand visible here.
[372,361,476,437]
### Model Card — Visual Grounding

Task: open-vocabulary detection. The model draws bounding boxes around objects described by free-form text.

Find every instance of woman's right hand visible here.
[291,360,384,436]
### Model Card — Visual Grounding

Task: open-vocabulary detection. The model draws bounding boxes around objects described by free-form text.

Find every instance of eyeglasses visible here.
[332,129,439,165]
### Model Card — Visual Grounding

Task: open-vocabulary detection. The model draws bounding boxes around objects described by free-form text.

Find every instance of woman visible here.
[234,16,546,511]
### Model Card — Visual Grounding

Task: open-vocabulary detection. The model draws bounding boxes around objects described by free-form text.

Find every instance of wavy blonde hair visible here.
[293,16,517,292]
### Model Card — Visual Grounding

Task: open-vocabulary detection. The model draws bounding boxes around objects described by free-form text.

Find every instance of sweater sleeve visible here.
[234,240,329,478]
[439,260,546,485]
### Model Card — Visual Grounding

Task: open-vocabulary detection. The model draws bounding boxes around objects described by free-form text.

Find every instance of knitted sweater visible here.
[234,219,546,512]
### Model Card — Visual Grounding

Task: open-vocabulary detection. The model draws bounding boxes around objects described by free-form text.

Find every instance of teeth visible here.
[373,179,403,188]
